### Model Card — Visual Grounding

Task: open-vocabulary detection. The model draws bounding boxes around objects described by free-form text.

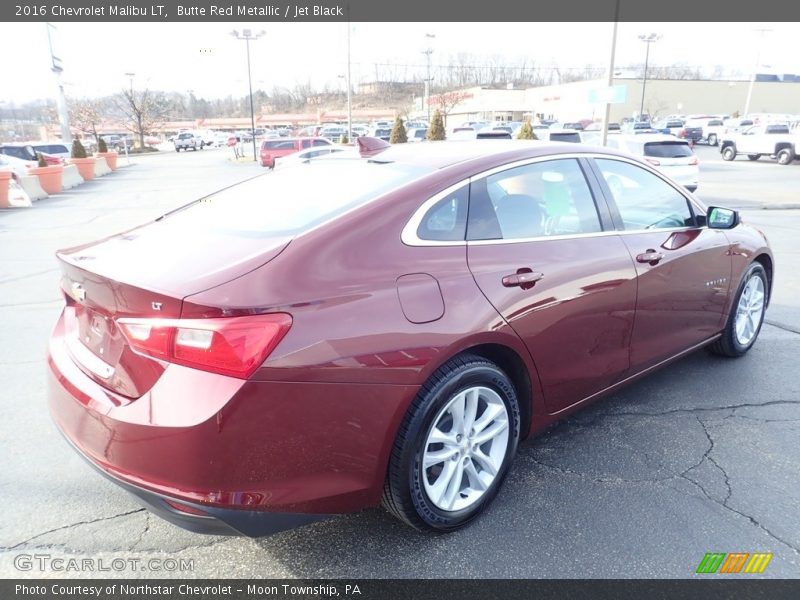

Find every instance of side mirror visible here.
[706,206,739,229]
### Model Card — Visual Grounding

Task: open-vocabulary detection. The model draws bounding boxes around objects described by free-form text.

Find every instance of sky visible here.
[0,22,797,104]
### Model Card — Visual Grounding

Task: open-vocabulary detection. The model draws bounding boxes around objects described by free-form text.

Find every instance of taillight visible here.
[678,129,687,138]
[689,157,699,166]
[645,158,661,166]
[117,314,292,378]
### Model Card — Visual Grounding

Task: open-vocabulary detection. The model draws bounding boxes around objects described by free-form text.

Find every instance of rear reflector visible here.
[117,314,292,378]
[163,499,210,516]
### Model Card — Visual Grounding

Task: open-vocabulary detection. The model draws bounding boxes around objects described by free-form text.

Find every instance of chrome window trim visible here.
[401,152,704,248]
[400,181,470,247]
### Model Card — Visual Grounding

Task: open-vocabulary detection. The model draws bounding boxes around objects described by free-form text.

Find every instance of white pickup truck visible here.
[719,124,798,165]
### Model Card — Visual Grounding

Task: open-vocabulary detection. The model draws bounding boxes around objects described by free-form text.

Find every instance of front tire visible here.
[708,263,768,358]
[777,148,794,165]
[721,145,736,161]
[383,354,521,532]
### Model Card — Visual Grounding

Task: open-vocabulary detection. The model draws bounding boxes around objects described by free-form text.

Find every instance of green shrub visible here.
[97,137,109,153]
[517,120,538,140]
[71,139,88,159]
[390,117,407,143]
[427,110,445,141]
[37,152,48,167]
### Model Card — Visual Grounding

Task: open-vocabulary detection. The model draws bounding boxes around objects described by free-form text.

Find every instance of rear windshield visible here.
[33,144,69,154]
[549,132,581,143]
[644,142,693,158]
[374,129,391,137]
[165,162,432,237]
[766,124,790,134]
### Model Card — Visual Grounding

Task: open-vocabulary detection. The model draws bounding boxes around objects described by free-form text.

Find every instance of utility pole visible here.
[231,29,265,162]
[638,33,661,121]
[347,23,352,142]
[422,33,435,122]
[743,28,772,117]
[601,0,620,147]
[46,23,71,144]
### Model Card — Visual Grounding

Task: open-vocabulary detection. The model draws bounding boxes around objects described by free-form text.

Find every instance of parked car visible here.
[174,132,204,152]
[48,140,772,536]
[606,134,699,191]
[719,123,798,165]
[259,137,333,168]
[274,145,353,168]
[0,152,35,177]
[677,120,706,143]
[621,121,653,133]
[537,129,583,143]
[0,143,62,165]
[407,127,429,143]
[30,142,70,159]
[701,119,726,146]
[651,119,685,136]
[368,126,392,142]
[319,126,348,142]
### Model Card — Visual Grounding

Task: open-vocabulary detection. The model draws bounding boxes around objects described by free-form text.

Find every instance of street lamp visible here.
[422,33,435,123]
[743,28,772,117]
[638,33,661,121]
[124,72,135,96]
[231,28,265,162]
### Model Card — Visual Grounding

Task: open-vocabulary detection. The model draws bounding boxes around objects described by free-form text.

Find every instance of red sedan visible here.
[48,141,772,536]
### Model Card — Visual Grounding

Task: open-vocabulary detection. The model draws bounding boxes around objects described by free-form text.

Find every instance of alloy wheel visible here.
[422,386,509,512]
[734,275,765,346]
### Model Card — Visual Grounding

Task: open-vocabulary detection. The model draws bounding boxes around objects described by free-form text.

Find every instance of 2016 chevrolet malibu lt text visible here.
[48,141,773,536]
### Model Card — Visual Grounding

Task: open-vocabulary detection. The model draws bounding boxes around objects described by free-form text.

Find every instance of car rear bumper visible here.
[47,309,417,533]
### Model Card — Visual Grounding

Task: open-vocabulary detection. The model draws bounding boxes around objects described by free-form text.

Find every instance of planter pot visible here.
[0,169,11,207]
[27,164,64,195]
[95,151,118,170]
[69,157,96,181]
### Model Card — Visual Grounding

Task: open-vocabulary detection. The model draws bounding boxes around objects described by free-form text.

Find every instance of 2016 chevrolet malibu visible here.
[48,141,772,536]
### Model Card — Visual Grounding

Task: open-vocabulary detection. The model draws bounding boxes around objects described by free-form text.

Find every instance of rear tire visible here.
[708,263,768,358]
[707,134,718,146]
[383,354,521,532]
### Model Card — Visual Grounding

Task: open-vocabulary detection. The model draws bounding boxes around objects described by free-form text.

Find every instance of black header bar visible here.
[4,0,800,22]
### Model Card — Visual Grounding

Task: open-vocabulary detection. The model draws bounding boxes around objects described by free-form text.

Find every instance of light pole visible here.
[346,23,352,143]
[231,28,265,162]
[601,0,620,147]
[124,72,135,95]
[422,33,435,123]
[47,23,71,144]
[638,33,661,121]
[743,28,772,117]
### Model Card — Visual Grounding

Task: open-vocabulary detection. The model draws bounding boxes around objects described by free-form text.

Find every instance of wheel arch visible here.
[753,253,774,306]
[449,343,534,440]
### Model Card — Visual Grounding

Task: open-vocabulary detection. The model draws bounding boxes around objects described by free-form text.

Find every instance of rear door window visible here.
[468,159,603,240]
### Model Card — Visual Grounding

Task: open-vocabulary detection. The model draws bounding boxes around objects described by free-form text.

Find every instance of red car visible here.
[259,137,332,168]
[48,141,772,536]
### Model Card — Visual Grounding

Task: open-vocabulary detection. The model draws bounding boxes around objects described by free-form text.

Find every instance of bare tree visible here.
[115,87,169,147]
[429,90,471,127]
[68,98,106,143]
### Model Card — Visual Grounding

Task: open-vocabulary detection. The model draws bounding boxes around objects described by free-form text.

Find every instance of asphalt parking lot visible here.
[0,144,798,578]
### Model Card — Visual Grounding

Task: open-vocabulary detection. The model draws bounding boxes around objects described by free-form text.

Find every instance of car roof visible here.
[615,133,687,143]
[363,140,628,170]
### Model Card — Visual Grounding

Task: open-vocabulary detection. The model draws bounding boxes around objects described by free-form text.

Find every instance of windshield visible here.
[644,142,694,158]
[163,161,432,238]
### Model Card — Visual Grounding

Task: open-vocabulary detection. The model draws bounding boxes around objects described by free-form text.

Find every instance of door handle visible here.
[636,249,665,264]
[502,271,544,288]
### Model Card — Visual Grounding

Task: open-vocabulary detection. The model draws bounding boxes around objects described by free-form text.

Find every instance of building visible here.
[435,78,800,125]
[524,77,800,122]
